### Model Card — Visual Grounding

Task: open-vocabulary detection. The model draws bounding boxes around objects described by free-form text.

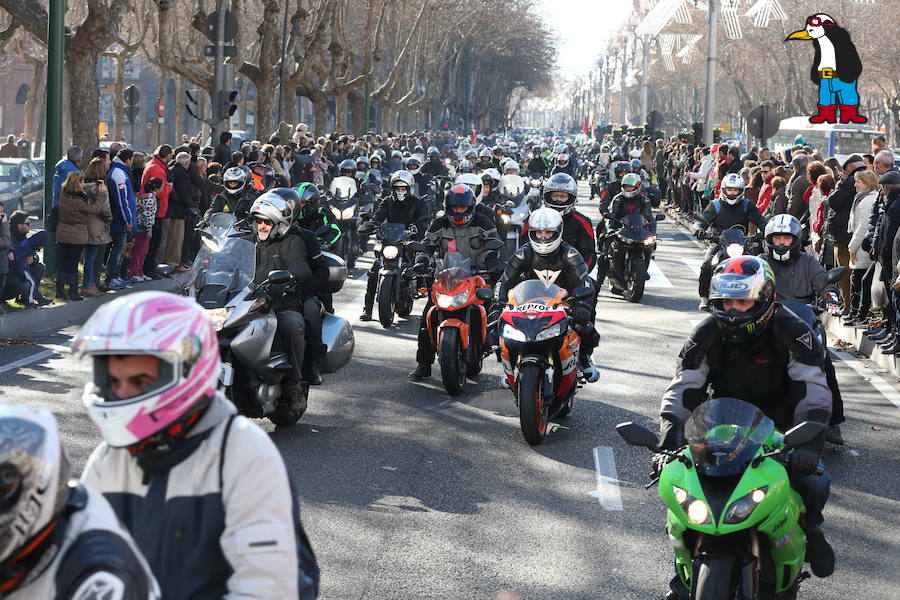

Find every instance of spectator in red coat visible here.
[140,145,173,277]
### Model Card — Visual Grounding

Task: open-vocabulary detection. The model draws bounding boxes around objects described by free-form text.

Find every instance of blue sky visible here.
[537,0,633,77]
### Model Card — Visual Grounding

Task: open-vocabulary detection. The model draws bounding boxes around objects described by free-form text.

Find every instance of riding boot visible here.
[360,273,377,320]
[302,343,327,386]
[282,381,308,419]
[804,525,835,578]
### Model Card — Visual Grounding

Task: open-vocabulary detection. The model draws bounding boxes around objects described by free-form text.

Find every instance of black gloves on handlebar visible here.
[358,222,376,236]
[789,447,820,476]
[571,305,592,326]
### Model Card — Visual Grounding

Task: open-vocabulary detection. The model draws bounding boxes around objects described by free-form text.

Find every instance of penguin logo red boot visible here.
[786,13,868,125]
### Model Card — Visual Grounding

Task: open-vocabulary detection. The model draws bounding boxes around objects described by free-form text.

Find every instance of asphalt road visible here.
[1,183,899,600]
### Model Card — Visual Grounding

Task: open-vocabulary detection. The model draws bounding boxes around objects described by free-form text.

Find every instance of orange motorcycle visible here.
[425,253,494,395]
[498,279,593,444]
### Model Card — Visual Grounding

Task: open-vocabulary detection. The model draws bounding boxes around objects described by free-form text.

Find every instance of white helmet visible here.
[455,173,483,198]
[0,406,71,573]
[527,207,564,255]
[556,153,570,168]
[73,291,220,448]
[504,160,520,175]
[390,169,415,201]
[720,173,746,205]
[249,192,294,239]
[223,166,247,197]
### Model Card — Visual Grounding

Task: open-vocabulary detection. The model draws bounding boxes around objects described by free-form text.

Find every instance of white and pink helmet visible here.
[73,291,220,448]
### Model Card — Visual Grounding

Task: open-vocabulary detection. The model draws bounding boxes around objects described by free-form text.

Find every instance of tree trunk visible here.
[237,78,248,131]
[151,70,167,150]
[33,82,46,158]
[254,76,277,140]
[349,89,364,135]
[23,61,45,150]
[334,89,348,134]
[113,55,126,141]
[175,76,185,142]
[310,94,327,134]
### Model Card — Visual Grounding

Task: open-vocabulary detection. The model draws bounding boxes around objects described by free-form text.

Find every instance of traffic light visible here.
[216,89,238,122]
[713,128,722,143]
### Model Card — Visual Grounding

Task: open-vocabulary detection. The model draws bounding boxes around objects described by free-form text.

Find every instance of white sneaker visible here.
[110,278,127,290]
[141,275,152,282]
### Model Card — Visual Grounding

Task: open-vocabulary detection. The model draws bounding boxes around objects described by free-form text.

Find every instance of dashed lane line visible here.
[681,257,703,277]
[646,260,674,288]
[587,446,623,510]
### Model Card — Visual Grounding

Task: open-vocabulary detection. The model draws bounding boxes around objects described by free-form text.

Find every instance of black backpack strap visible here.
[218,414,238,491]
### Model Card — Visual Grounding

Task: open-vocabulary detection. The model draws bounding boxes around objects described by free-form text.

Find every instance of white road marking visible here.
[587,446,623,510]
[681,257,703,276]
[834,351,900,413]
[0,349,55,374]
[596,382,634,395]
[689,320,702,328]
[646,260,674,288]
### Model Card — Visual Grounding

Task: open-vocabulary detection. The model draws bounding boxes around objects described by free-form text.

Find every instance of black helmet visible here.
[613,161,631,177]
[764,214,803,263]
[445,184,476,227]
[339,159,357,177]
[293,183,320,219]
[709,256,776,343]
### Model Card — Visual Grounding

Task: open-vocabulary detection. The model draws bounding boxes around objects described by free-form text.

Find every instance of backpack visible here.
[711,198,749,216]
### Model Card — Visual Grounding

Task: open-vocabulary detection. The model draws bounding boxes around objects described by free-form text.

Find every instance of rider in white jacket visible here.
[74,291,319,599]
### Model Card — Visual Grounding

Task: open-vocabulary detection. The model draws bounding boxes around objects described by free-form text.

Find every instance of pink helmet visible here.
[73,291,220,448]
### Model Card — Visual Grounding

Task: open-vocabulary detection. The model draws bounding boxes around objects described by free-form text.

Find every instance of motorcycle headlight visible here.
[643,236,656,246]
[436,291,469,309]
[381,245,399,260]
[724,487,768,524]
[726,243,744,258]
[205,306,234,331]
[535,321,565,341]
[501,323,527,342]
[500,214,511,224]
[687,499,711,525]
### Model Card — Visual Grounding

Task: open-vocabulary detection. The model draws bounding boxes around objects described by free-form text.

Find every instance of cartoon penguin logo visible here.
[786,13,867,125]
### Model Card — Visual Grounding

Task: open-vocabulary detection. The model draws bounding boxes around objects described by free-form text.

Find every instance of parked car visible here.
[0,158,44,216]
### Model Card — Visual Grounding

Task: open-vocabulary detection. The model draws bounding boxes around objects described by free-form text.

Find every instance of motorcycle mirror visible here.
[783,421,827,448]
[475,288,493,301]
[156,264,176,277]
[267,269,292,285]
[615,421,659,450]
[825,266,846,285]
[571,286,594,300]
[654,213,666,221]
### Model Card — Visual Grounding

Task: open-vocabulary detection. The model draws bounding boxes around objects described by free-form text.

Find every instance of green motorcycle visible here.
[616,397,826,600]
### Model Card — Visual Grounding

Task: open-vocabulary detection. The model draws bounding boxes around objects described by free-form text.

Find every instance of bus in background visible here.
[768,117,881,163]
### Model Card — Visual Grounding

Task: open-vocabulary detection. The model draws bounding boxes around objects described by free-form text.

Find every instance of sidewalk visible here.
[0,279,177,339]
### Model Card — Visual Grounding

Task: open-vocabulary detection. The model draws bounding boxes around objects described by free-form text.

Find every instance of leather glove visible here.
[651,453,671,478]
[571,305,592,326]
[789,447,819,476]
[693,227,705,239]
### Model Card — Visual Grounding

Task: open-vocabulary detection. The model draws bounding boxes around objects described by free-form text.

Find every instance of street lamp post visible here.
[43,0,66,274]
[702,0,719,145]
[640,35,650,125]
[619,35,629,125]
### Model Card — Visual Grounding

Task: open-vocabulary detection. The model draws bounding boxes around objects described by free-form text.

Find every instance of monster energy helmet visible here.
[709,256,776,342]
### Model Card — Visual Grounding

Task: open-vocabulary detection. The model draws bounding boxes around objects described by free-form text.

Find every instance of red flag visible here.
[582,118,588,135]
[470,128,477,144]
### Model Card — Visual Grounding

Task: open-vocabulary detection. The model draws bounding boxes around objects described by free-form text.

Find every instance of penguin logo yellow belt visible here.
[819,68,835,79]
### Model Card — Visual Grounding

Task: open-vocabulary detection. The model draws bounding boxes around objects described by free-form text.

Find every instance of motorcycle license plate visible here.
[220,362,234,387]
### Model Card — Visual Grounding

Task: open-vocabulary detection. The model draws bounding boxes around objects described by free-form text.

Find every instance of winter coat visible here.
[168,163,194,220]
[787,172,810,220]
[825,167,864,246]
[135,192,158,233]
[83,181,113,246]
[11,230,47,277]
[109,159,137,234]
[0,218,10,275]
[878,189,900,283]
[141,156,173,218]
[52,159,80,207]
[848,189,877,269]
[56,190,100,246]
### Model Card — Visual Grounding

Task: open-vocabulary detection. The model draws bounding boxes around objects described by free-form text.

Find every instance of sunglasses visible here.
[805,16,834,27]
[254,217,274,226]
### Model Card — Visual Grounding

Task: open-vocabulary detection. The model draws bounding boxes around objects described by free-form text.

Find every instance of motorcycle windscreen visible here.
[720,225,747,245]
[329,176,358,200]
[499,174,526,205]
[619,212,651,241]
[435,252,472,291]
[193,237,256,308]
[380,222,407,244]
[208,212,237,238]
[685,397,775,477]
[508,279,564,306]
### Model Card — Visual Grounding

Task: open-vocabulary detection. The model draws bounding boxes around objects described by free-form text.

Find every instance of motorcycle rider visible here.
[421,147,449,178]
[202,166,260,222]
[369,153,389,181]
[495,207,600,382]
[337,158,357,179]
[521,173,596,271]
[457,159,475,174]
[598,161,631,209]
[408,185,504,381]
[502,160,520,176]
[293,182,341,249]
[764,214,846,445]
[480,169,503,208]
[0,405,159,599]
[551,153,577,179]
[477,148,496,172]
[359,170,431,321]
[525,147,550,176]
[597,172,656,281]
[249,193,314,413]
[657,256,834,600]
[75,291,320,600]
[694,172,767,311]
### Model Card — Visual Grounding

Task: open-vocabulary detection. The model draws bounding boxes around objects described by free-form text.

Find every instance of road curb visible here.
[0,279,177,339]
[823,313,900,379]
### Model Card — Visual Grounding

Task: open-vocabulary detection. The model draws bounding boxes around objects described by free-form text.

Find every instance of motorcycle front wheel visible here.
[623,254,646,303]
[517,362,548,445]
[439,327,467,396]
[377,274,396,328]
[694,554,738,600]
